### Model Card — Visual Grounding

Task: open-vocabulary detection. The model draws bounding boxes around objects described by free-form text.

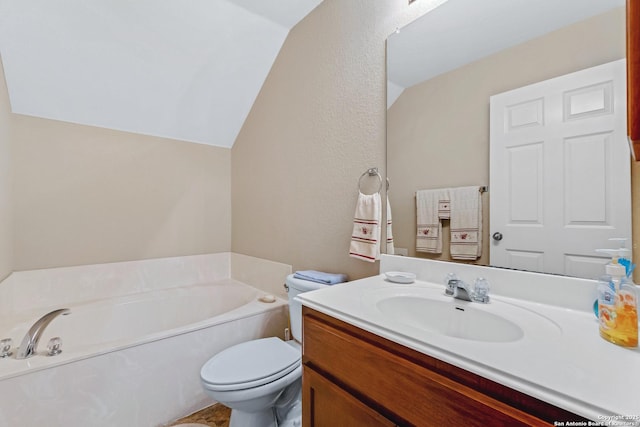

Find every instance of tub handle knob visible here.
[0,338,12,358]
[47,337,63,356]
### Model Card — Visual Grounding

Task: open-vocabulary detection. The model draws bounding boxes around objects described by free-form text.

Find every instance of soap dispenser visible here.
[615,277,638,347]
[596,240,638,348]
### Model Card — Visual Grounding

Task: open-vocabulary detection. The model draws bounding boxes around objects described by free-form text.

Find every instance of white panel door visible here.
[490,59,630,279]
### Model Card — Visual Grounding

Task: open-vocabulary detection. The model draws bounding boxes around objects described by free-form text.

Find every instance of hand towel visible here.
[349,192,381,262]
[386,195,395,255]
[416,189,446,254]
[449,186,482,260]
[294,270,347,285]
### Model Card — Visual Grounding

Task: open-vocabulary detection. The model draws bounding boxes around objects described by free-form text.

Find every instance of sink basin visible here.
[377,297,523,342]
[364,285,561,343]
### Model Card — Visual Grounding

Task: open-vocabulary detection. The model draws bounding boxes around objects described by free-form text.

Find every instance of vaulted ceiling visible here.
[0,0,323,148]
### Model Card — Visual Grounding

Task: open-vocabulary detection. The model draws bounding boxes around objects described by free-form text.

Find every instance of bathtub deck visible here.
[170,404,230,427]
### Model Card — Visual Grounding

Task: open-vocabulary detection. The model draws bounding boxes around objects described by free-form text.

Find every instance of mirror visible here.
[386,0,628,277]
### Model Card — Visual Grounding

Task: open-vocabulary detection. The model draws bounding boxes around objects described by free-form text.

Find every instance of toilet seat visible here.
[200,337,300,392]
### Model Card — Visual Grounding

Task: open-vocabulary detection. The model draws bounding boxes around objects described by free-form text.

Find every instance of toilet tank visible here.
[286,274,329,342]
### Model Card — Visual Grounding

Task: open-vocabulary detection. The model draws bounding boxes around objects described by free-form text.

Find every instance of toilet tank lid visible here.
[286,274,329,292]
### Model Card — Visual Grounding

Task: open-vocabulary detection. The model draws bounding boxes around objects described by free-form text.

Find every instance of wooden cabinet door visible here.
[302,366,395,427]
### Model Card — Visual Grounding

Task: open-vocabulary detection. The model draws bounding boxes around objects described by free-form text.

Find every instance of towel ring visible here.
[358,168,383,194]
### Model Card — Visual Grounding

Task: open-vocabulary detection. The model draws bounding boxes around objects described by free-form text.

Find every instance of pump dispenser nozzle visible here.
[596,238,632,279]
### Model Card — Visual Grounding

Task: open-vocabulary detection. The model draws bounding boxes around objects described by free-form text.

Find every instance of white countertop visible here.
[298,256,640,424]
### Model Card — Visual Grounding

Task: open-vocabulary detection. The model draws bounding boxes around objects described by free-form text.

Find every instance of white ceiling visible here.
[387,0,625,107]
[0,0,323,148]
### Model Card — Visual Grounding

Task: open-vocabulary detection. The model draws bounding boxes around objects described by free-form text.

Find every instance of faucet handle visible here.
[444,273,458,295]
[473,277,490,303]
[0,338,12,358]
[47,337,63,356]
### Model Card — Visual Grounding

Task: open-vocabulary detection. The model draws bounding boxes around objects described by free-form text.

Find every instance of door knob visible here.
[492,232,503,241]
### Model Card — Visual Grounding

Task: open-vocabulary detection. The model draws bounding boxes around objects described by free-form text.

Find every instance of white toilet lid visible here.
[201,337,300,391]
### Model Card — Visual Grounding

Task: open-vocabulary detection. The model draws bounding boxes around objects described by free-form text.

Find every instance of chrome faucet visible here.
[446,279,473,301]
[445,277,490,304]
[16,308,70,359]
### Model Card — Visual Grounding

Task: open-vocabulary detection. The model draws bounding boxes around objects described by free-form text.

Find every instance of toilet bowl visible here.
[200,275,328,427]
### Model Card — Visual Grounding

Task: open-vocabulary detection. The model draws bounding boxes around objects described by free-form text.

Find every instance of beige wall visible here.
[11,112,232,271]
[388,8,627,265]
[231,0,442,280]
[0,57,12,280]
[3,0,440,278]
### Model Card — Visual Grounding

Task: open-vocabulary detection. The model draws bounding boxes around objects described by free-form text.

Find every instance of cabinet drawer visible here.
[303,308,551,427]
[303,365,396,427]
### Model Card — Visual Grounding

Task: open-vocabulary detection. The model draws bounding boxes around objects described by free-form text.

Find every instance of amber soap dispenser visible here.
[596,246,638,348]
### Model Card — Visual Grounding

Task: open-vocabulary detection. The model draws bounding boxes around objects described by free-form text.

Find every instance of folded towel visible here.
[386,194,395,255]
[438,198,451,220]
[416,189,446,254]
[294,270,347,285]
[449,186,482,260]
[349,191,381,262]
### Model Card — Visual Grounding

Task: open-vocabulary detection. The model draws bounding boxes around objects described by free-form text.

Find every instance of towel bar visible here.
[414,186,488,196]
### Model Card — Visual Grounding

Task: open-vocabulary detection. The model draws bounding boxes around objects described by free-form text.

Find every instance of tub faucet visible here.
[16,308,70,359]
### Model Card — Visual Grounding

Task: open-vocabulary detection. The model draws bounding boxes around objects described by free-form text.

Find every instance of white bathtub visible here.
[0,254,291,427]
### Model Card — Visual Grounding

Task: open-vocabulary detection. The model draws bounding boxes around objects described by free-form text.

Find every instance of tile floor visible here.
[170,404,231,427]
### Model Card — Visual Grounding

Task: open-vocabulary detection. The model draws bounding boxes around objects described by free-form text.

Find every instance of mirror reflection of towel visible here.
[416,189,447,254]
[449,186,482,260]
[416,186,482,260]
[349,192,381,262]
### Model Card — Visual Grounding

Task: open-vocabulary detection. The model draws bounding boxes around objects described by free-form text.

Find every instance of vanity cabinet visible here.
[301,307,585,427]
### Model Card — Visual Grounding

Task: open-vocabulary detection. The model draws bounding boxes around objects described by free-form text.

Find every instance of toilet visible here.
[200,274,329,427]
